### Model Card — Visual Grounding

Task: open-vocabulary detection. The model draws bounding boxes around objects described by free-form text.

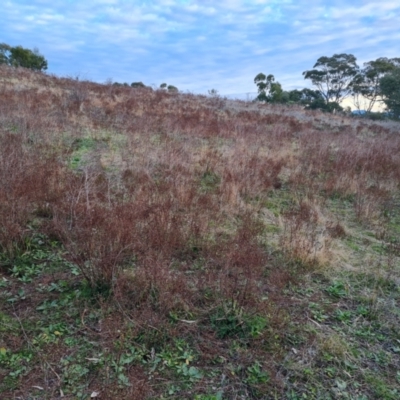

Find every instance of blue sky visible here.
[2,0,400,97]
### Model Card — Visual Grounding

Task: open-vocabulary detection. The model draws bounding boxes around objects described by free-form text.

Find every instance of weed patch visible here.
[0,66,399,398]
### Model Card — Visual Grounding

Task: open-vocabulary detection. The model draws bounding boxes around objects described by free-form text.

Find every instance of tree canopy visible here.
[253,73,343,112]
[380,67,400,118]
[160,83,178,92]
[0,43,11,65]
[254,73,284,103]
[0,43,48,71]
[131,82,146,88]
[303,53,359,105]
[351,57,400,112]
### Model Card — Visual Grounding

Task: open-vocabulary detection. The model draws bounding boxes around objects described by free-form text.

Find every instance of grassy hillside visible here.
[0,65,399,399]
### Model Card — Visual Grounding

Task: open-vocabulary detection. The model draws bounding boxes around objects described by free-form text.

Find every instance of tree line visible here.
[114,81,178,92]
[255,53,400,118]
[1,44,399,118]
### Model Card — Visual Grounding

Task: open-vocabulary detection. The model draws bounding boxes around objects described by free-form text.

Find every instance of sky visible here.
[1,0,400,100]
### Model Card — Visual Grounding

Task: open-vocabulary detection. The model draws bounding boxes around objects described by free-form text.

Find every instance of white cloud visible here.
[1,0,399,95]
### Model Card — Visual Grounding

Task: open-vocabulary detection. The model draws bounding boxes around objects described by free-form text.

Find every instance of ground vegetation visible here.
[0,65,399,399]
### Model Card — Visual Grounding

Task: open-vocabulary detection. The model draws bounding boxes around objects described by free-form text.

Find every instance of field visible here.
[0,65,400,399]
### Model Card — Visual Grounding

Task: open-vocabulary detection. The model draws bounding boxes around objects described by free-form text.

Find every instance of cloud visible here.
[1,0,399,95]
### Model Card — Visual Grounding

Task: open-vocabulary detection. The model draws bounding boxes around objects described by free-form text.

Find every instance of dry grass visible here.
[0,65,399,399]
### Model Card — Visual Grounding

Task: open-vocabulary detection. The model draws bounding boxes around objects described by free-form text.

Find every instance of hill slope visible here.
[1,65,400,399]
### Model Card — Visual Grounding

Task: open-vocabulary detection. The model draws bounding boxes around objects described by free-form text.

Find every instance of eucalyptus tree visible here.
[0,43,47,71]
[0,43,11,65]
[303,53,359,105]
[254,73,284,103]
[131,82,146,88]
[351,57,400,112]
[159,83,178,92]
[380,67,400,118]
[9,45,47,71]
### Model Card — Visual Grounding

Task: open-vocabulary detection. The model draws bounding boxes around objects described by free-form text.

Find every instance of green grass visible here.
[3,235,398,398]
[1,181,399,398]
